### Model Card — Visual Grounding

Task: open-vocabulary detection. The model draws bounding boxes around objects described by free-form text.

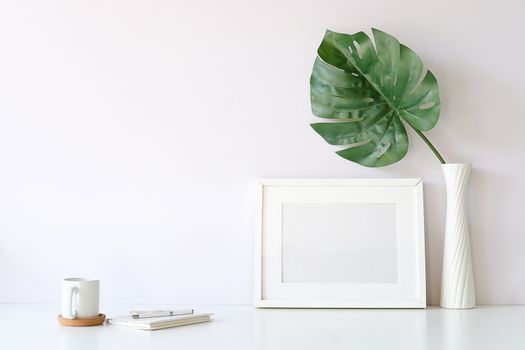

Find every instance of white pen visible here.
[130,309,194,319]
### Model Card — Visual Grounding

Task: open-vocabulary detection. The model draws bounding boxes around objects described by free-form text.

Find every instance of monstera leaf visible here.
[310,28,443,167]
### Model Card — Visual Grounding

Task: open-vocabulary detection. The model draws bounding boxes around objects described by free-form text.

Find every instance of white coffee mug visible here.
[61,278,99,319]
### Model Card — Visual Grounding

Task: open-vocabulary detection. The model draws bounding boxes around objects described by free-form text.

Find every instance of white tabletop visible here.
[1,304,524,350]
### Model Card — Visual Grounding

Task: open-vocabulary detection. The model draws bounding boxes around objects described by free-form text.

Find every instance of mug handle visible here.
[67,286,79,319]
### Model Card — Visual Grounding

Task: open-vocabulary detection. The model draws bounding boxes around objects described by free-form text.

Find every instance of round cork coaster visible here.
[58,313,106,327]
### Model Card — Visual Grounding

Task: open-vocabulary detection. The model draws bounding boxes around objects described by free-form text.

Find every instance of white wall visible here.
[1,0,524,305]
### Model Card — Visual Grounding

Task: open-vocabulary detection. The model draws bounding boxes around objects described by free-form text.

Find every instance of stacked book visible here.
[107,309,213,331]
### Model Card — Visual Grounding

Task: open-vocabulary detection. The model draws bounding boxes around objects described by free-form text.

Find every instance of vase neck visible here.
[442,163,471,195]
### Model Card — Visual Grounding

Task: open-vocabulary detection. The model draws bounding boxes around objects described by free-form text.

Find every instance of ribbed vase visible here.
[440,163,475,309]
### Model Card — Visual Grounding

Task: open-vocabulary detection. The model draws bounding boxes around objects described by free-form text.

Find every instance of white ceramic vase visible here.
[440,163,475,309]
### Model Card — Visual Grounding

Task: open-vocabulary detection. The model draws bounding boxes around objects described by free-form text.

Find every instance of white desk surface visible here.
[1,304,524,350]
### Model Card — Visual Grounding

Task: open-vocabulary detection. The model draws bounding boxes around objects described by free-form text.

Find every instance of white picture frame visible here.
[254,179,426,308]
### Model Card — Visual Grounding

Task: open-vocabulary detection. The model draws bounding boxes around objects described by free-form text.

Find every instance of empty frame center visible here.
[281,203,398,284]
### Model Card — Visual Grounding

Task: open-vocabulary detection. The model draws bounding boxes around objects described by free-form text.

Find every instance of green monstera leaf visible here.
[310,28,443,167]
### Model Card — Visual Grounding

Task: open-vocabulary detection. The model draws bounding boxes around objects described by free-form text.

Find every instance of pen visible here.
[130,309,194,319]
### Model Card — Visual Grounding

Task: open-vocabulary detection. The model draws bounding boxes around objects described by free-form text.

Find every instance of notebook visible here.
[107,313,213,331]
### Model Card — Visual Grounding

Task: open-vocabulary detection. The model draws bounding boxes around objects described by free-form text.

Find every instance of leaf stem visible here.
[412,127,446,164]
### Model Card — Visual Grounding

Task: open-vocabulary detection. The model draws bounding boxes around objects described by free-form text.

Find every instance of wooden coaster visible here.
[58,313,106,327]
